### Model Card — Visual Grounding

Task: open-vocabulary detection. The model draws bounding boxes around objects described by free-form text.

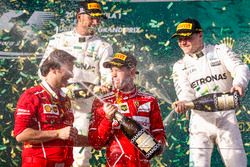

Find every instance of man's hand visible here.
[172,101,188,114]
[230,85,244,97]
[220,37,235,49]
[103,103,117,120]
[57,126,78,141]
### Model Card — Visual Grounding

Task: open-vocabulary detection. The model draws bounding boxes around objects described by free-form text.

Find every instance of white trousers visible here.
[72,97,95,167]
[189,110,247,167]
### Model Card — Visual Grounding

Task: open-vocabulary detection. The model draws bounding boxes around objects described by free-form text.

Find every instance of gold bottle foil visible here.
[217,94,235,110]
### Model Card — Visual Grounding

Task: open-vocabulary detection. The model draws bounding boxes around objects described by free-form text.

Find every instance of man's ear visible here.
[76,14,81,22]
[199,32,203,38]
[130,67,137,77]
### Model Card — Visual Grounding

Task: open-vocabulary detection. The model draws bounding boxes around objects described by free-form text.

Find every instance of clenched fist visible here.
[172,100,188,114]
[103,103,117,120]
[57,126,78,141]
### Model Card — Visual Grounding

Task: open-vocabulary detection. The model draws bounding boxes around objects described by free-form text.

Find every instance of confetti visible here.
[0,1,249,167]
[167,2,173,9]
[0,145,7,151]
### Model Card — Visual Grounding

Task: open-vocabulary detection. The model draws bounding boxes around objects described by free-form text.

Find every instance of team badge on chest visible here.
[138,102,151,113]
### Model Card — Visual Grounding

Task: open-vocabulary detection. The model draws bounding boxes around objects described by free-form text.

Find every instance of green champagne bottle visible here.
[185,92,240,112]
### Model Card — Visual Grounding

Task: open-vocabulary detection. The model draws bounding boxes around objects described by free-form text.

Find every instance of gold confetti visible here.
[110,5,117,12]
[6,103,15,112]
[3,137,9,145]
[94,150,103,160]
[236,110,241,116]
[11,85,19,94]
[11,148,16,158]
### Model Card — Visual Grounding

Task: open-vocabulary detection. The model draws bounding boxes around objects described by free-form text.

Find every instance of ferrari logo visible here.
[134,101,139,108]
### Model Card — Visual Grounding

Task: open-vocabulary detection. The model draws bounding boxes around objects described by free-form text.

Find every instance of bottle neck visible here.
[184,101,194,109]
[114,112,124,122]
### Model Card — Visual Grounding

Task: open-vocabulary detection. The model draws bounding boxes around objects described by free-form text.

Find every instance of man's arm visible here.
[216,44,250,96]
[14,90,78,144]
[16,126,78,144]
[88,99,113,150]
[150,98,167,154]
[172,60,196,113]
[99,43,113,86]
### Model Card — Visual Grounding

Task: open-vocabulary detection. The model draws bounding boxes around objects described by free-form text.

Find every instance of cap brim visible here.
[171,33,179,39]
[103,62,111,68]
[171,32,193,39]
[90,12,107,19]
[103,61,124,68]
[78,10,107,19]
[103,61,139,74]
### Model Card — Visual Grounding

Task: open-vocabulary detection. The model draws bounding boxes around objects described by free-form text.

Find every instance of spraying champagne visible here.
[175,92,240,112]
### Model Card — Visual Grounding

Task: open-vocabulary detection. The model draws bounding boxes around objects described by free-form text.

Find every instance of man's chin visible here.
[61,82,68,88]
[183,50,191,55]
[113,84,121,90]
[88,29,95,35]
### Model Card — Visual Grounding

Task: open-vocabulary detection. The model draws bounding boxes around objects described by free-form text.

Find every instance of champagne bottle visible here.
[66,82,101,99]
[184,91,240,112]
[114,112,162,160]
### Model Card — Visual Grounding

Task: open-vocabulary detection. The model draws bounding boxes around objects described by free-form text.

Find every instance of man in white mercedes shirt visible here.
[39,1,113,166]
[171,18,249,167]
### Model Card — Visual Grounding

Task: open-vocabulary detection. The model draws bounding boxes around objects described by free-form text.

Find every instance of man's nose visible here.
[179,39,187,45]
[112,72,117,77]
[91,18,100,26]
[68,70,74,78]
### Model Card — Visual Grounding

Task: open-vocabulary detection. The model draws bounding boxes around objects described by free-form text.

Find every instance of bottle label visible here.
[217,94,235,110]
[145,143,161,158]
[136,132,156,153]
[131,129,156,153]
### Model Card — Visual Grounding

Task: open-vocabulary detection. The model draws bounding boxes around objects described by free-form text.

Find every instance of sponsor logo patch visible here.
[177,23,192,31]
[16,108,30,115]
[117,103,129,113]
[87,3,101,10]
[134,101,140,108]
[43,104,59,115]
[190,73,227,89]
[114,53,127,61]
[138,102,151,112]
[210,60,221,66]
[132,116,150,129]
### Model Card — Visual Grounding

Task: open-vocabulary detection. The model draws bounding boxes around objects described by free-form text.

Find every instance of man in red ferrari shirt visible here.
[14,49,88,167]
[88,52,166,167]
